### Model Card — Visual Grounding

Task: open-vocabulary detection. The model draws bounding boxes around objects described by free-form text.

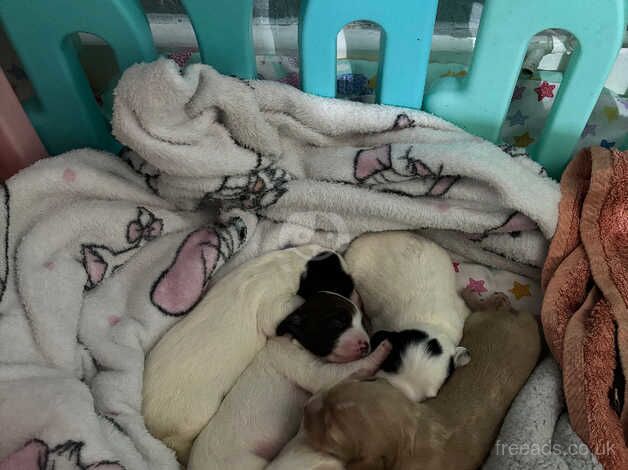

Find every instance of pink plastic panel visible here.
[0,68,47,180]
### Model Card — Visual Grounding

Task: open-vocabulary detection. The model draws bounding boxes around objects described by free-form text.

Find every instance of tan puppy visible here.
[303,291,542,470]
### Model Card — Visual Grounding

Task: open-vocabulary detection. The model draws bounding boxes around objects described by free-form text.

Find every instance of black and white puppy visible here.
[296,251,355,299]
[277,252,371,363]
[370,328,464,402]
[188,251,390,470]
[345,232,472,402]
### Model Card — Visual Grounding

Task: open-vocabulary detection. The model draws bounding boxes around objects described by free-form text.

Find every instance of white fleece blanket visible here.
[0,58,560,470]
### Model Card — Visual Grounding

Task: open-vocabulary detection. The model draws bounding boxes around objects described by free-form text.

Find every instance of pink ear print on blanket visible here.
[491,212,538,235]
[392,113,416,130]
[411,159,433,178]
[354,145,392,182]
[82,245,108,289]
[427,176,460,196]
[0,439,48,470]
[151,228,220,316]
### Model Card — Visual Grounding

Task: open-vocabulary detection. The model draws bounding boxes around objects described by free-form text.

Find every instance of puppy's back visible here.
[304,378,448,469]
[425,306,541,469]
[344,231,468,334]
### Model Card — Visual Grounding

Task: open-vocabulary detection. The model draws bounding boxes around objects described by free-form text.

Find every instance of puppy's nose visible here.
[358,339,370,356]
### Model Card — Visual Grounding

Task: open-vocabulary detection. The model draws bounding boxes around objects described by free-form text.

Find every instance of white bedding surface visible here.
[453,260,542,316]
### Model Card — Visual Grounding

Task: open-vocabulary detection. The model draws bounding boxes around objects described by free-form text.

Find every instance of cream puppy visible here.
[344,231,471,402]
[187,251,390,470]
[187,337,391,470]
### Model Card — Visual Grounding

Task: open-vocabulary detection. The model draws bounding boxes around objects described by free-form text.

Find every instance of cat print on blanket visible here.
[353,143,460,196]
[466,212,539,241]
[125,207,163,245]
[150,216,248,316]
[122,147,292,211]
[0,183,9,304]
[119,148,161,194]
[499,144,548,176]
[392,113,416,130]
[81,208,163,290]
[201,164,292,211]
[0,439,124,470]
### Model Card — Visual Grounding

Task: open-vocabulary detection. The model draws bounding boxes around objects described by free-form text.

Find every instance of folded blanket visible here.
[0,152,255,470]
[112,59,559,280]
[0,59,560,470]
[484,357,602,470]
[541,147,628,469]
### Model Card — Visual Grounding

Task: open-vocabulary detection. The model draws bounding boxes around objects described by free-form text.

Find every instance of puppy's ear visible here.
[371,330,396,348]
[453,346,471,368]
[276,307,304,337]
[298,251,354,299]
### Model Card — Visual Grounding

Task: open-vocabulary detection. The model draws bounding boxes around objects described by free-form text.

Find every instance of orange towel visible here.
[542,147,628,469]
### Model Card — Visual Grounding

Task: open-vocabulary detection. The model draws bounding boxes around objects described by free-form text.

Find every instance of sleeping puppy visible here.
[187,252,391,470]
[303,376,446,470]
[278,291,371,362]
[280,251,371,362]
[302,292,542,470]
[344,231,471,402]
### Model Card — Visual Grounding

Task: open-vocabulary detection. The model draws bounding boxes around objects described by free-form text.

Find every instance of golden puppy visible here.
[303,292,541,470]
[304,377,446,469]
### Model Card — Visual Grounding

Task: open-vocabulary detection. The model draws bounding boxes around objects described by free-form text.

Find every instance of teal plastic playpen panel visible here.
[0,0,157,155]
[299,0,439,109]
[1,0,625,178]
[424,0,625,177]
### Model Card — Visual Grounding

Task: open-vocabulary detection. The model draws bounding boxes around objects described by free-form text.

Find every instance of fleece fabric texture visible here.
[541,147,628,470]
[112,59,560,280]
[484,358,603,470]
[0,58,560,469]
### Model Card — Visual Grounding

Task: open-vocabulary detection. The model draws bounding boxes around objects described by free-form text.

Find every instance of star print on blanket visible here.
[452,262,543,315]
[501,77,626,155]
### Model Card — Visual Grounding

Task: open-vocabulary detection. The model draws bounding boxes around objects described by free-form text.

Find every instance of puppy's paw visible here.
[372,339,392,357]
[359,340,392,376]
[348,368,376,381]
[484,292,515,313]
[454,346,471,368]
[461,287,484,310]
[462,288,516,313]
